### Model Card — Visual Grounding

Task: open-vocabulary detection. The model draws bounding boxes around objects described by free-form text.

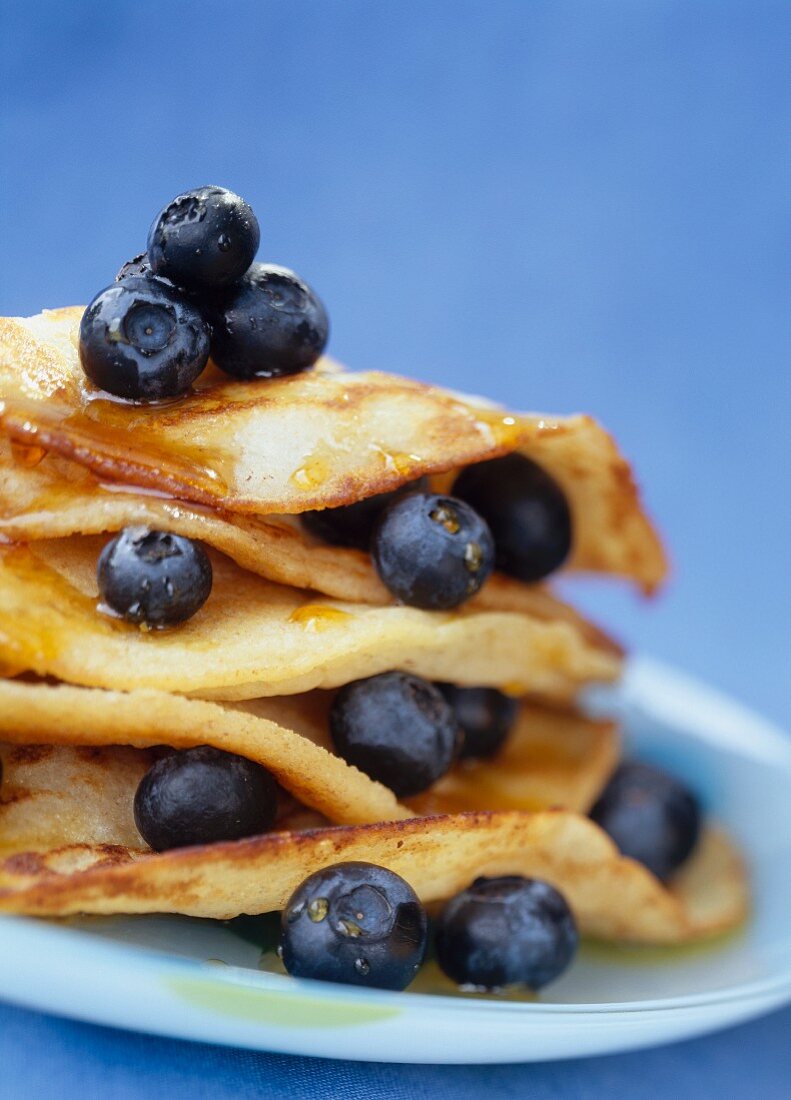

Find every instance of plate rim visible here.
[2,912,790,1019]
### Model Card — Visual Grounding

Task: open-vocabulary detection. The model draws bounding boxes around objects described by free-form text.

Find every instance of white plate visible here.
[1,657,789,1063]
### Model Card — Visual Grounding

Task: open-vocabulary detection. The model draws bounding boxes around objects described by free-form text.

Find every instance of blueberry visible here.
[371,492,494,610]
[301,478,428,552]
[208,263,329,380]
[589,762,701,881]
[437,684,518,760]
[97,527,212,628]
[330,672,461,797]
[134,746,278,851]
[115,252,153,282]
[147,186,260,289]
[280,862,427,990]
[79,276,210,401]
[435,876,578,991]
[453,454,572,583]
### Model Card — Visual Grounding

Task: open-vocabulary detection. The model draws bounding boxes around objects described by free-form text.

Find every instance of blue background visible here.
[0,1,788,1096]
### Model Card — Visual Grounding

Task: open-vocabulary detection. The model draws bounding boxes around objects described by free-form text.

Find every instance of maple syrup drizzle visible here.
[287,605,354,632]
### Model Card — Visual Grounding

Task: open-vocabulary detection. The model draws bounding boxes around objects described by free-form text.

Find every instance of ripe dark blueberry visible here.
[436,876,578,991]
[134,746,278,851]
[437,684,518,760]
[147,186,260,289]
[280,862,427,990]
[301,478,428,552]
[115,253,153,282]
[330,672,461,797]
[371,492,494,610]
[79,276,210,401]
[453,454,572,583]
[97,527,213,628]
[208,263,329,379]
[589,762,702,881]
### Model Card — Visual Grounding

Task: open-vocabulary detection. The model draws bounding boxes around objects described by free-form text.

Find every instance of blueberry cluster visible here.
[274,754,702,993]
[302,452,573,611]
[330,672,463,797]
[305,481,498,611]
[79,186,329,402]
[83,187,330,632]
[279,862,579,994]
[327,671,702,882]
[328,671,519,795]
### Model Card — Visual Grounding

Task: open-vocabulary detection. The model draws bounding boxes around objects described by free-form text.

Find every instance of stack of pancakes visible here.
[0,307,746,944]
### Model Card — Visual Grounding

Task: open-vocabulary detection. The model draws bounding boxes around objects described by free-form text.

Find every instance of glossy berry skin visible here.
[437,684,518,760]
[301,478,428,552]
[453,454,573,583]
[97,527,212,628]
[147,186,259,289]
[436,876,578,991]
[208,263,329,379]
[330,672,461,797]
[115,252,154,282]
[79,276,210,401]
[372,493,494,610]
[589,762,701,881]
[280,862,428,990]
[134,746,278,851]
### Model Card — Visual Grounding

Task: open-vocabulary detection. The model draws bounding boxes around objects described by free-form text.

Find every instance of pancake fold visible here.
[0,538,621,701]
[0,439,621,651]
[0,704,747,943]
[0,307,667,592]
[0,680,409,826]
[0,773,748,943]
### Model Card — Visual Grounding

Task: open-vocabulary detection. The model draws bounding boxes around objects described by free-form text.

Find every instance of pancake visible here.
[0,680,408,826]
[407,705,619,817]
[0,742,150,853]
[0,307,667,591]
[0,680,618,829]
[0,439,619,652]
[0,538,621,700]
[0,686,746,943]
[0,755,748,942]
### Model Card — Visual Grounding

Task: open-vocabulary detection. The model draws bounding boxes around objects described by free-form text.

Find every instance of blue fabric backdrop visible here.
[0,1,788,1096]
